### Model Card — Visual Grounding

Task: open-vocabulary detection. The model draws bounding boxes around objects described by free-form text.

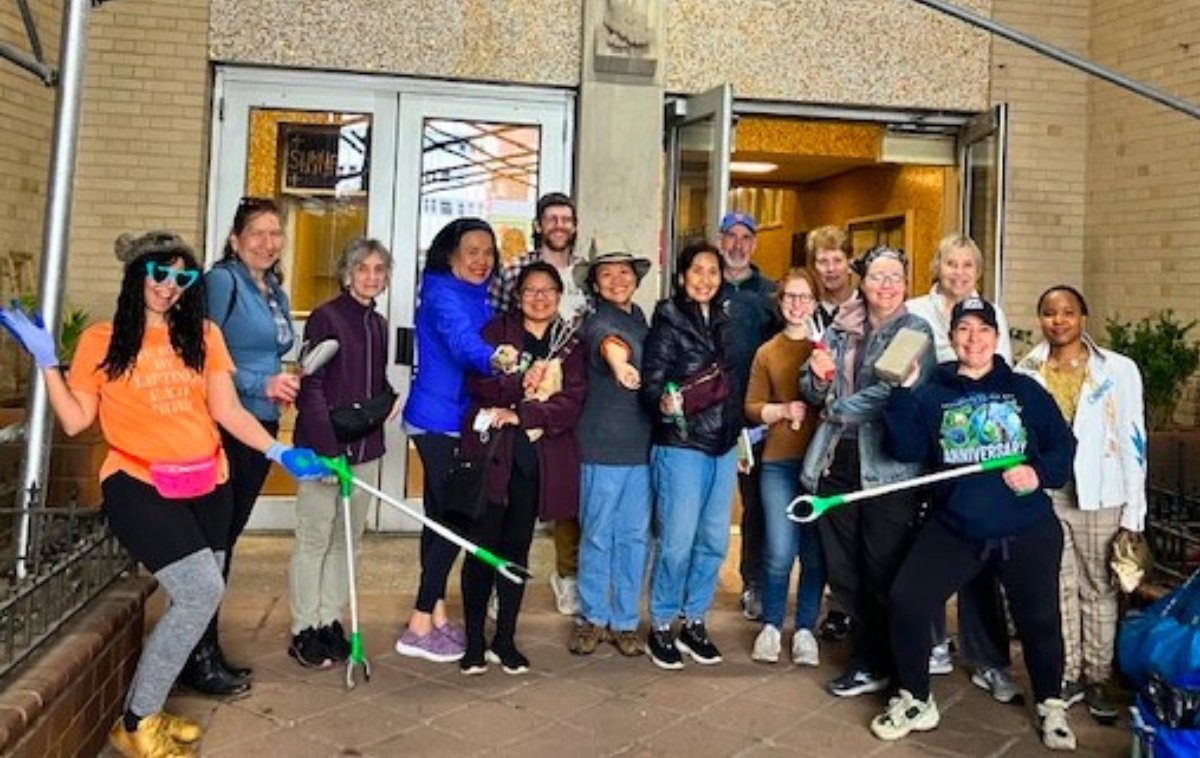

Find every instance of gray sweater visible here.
[577,301,652,465]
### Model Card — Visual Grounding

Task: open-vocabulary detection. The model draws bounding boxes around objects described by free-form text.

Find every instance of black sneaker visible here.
[828,668,890,698]
[460,647,487,676]
[318,621,351,662]
[818,611,852,641]
[676,620,722,664]
[485,644,530,675]
[288,627,332,669]
[1085,681,1119,724]
[648,627,684,670]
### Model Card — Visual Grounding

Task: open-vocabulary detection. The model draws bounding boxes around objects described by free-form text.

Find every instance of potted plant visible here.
[1105,310,1200,430]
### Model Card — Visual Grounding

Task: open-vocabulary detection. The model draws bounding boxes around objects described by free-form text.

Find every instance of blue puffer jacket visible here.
[402,272,496,434]
[205,259,294,422]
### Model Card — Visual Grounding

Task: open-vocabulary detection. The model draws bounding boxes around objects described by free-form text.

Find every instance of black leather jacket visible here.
[640,295,741,455]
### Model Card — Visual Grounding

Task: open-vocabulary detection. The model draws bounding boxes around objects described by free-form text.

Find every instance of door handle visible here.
[396,326,415,366]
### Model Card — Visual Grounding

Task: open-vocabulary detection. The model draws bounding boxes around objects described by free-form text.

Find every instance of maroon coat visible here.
[461,312,586,520]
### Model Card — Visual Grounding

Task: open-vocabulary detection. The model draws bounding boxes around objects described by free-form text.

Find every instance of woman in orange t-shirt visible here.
[0,231,326,758]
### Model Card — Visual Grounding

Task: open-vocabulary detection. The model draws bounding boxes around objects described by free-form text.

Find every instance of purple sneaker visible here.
[395,627,464,663]
[435,621,466,648]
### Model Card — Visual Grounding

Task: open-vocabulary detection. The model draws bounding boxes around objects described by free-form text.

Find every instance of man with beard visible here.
[490,192,590,617]
[716,212,779,622]
[808,226,858,331]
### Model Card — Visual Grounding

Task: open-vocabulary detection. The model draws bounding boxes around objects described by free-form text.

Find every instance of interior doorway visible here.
[664,97,1008,302]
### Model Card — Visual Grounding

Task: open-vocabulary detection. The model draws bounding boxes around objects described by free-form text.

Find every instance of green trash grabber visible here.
[786,454,1028,524]
[317,455,533,586]
[322,455,371,689]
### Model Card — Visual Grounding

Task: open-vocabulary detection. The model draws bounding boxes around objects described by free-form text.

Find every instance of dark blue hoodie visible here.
[883,357,1075,540]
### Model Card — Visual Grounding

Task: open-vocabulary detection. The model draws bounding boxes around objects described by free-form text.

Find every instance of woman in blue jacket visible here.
[872,297,1078,752]
[397,218,518,663]
[194,196,297,695]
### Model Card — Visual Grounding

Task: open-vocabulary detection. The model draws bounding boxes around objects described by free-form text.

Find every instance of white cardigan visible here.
[1016,336,1147,531]
[905,286,1013,364]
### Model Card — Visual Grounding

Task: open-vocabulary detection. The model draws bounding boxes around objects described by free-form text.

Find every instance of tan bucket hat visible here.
[572,235,652,290]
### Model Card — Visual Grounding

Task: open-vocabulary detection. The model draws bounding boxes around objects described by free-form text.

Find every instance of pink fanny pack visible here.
[148,456,219,499]
[114,446,220,500]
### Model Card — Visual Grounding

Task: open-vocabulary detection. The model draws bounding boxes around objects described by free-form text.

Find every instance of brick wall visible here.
[69,0,212,319]
[1,0,211,326]
[1086,1,1200,424]
[990,0,1091,345]
[0,577,154,757]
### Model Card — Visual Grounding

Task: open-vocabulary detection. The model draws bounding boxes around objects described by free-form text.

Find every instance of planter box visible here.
[0,408,107,508]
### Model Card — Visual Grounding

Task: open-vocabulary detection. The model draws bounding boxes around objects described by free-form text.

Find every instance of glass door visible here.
[959,104,1009,300]
[208,75,398,531]
[209,72,573,532]
[662,84,733,296]
[378,92,572,531]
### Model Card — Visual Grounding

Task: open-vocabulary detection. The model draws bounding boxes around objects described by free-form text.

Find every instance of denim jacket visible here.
[1015,336,1148,531]
[799,299,936,493]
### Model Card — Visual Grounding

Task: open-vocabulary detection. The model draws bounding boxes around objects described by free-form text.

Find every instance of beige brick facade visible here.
[989,0,1091,344]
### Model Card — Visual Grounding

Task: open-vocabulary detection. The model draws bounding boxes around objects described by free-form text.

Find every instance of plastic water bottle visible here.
[664,381,688,440]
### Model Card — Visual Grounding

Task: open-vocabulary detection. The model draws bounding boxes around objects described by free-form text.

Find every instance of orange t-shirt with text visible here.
[67,321,234,486]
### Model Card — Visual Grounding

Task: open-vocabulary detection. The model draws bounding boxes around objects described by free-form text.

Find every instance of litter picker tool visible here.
[298,338,339,376]
[317,456,533,586]
[787,454,1028,524]
[321,455,371,689]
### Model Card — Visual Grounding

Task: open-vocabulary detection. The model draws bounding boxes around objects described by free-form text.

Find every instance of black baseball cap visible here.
[950,296,998,331]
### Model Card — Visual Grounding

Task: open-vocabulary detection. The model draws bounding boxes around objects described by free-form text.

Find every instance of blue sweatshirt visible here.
[883,357,1075,540]
[402,271,496,434]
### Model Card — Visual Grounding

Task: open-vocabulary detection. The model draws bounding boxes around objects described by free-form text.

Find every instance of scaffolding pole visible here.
[909,0,1200,122]
[15,0,92,579]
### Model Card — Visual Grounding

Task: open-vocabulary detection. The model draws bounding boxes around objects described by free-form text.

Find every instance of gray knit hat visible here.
[113,230,193,266]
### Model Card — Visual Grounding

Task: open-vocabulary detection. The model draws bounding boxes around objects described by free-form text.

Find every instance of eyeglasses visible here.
[145,261,200,290]
[521,287,560,300]
[782,292,815,303]
[865,272,905,287]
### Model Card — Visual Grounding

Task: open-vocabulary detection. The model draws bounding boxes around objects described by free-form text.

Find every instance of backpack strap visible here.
[213,262,239,328]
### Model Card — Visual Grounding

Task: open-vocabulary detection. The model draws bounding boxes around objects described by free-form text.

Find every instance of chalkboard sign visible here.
[278,122,369,194]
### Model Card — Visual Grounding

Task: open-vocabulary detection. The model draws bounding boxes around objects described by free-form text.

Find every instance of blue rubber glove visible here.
[0,301,59,369]
[265,442,329,480]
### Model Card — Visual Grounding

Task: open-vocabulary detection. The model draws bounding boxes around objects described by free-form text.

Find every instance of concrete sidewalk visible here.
[102,534,1130,757]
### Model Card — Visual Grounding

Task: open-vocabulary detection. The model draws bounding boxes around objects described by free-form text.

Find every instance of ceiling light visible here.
[730,161,778,174]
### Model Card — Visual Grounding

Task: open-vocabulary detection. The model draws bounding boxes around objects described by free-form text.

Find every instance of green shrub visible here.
[1105,310,1200,430]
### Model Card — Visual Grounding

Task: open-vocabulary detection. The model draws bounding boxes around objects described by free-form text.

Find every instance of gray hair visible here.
[931,234,983,279]
[337,237,393,288]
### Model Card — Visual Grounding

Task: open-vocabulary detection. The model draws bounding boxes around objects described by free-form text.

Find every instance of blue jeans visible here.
[760,460,826,630]
[649,445,737,628]
[578,463,652,631]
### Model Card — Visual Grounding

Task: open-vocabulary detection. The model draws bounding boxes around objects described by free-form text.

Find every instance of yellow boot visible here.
[108,713,192,758]
[159,711,202,744]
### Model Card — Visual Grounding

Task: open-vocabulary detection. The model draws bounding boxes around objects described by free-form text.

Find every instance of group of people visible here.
[0,190,1148,757]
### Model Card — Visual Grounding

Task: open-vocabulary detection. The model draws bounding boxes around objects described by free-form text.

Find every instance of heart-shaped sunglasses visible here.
[145,261,200,290]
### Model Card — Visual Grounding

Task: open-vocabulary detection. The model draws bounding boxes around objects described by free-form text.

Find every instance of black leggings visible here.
[102,471,233,571]
[220,421,278,575]
[817,438,920,677]
[890,516,1064,702]
[413,433,463,613]
[737,443,765,589]
[462,464,538,653]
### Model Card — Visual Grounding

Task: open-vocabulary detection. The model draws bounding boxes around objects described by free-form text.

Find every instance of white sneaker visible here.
[550,572,581,616]
[870,690,940,741]
[791,629,820,667]
[1037,698,1077,751]
[751,624,781,663]
[928,641,953,675]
